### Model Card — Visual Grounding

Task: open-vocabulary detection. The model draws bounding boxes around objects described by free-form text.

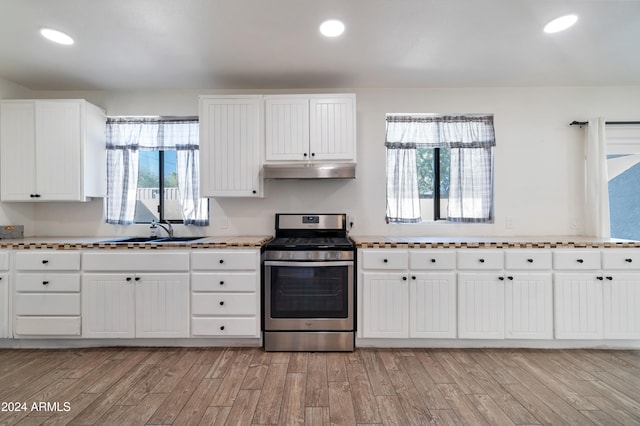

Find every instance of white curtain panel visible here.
[386,146,421,223]
[585,117,610,238]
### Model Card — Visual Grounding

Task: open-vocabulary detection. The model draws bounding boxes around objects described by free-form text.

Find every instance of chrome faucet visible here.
[152,220,174,238]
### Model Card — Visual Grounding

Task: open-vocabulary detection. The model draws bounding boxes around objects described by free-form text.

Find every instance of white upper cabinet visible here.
[199,96,263,197]
[0,99,106,202]
[264,94,356,162]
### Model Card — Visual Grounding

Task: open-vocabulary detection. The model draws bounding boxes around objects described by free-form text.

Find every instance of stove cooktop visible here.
[265,236,354,250]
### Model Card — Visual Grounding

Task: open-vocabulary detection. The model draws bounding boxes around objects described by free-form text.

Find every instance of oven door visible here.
[264,260,354,331]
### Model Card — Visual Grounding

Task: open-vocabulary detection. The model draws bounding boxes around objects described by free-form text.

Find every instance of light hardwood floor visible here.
[0,347,639,425]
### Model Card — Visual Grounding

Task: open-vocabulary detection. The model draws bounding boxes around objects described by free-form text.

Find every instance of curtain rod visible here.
[570,120,640,127]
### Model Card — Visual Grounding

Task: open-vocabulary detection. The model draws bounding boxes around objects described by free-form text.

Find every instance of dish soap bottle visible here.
[150,221,159,238]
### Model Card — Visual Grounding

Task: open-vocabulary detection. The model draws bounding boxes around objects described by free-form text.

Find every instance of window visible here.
[106,117,208,226]
[386,114,495,224]
[606,126,640,240]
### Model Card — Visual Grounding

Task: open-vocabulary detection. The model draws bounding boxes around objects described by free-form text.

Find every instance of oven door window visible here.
[270,264,350,318]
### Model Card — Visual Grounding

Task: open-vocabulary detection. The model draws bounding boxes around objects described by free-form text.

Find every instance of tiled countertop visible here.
[0,236,273,250]
[350,235,640,249]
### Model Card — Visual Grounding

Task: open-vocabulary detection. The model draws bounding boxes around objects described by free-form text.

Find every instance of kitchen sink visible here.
[101,236,205,243]
[153,237,205,243]
[101,237,159,243]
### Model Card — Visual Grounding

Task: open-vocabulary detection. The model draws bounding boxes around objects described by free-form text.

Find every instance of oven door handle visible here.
[264,260,353,267]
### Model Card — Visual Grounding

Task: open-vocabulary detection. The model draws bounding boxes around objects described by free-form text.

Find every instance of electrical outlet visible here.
[571,217,579,230]
[348,215,356,231]
[505,216,513,229]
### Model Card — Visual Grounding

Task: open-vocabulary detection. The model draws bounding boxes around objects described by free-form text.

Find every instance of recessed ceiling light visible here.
[40,28,74,45]
[543,14,578,33]
[319,19,345,37]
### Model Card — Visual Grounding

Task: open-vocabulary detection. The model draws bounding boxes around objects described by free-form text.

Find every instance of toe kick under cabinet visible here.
[190,249,261,338]
[14,251,82,337]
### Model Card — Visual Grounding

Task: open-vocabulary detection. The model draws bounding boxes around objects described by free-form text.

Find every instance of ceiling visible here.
[1,0,639,91]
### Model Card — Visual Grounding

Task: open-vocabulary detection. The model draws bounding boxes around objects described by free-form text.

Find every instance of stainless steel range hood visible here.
[263,162,356,179]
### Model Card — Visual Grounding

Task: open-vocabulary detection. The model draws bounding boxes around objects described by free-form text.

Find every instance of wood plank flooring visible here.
[0,347,639,425]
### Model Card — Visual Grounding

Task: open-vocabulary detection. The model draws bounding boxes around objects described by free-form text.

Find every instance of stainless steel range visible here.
[263,213,355,352]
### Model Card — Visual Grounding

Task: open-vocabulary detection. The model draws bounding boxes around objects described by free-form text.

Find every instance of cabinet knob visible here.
[411,276,416,280]
[219,301,225,306]
[479,258,485,263]
[577,259,584,263]
[135,277,140,281]
[42,281,50,285]
[625,258,633,263]
[303,153,308,157]
[527,258,534,263]
[606,276,613,280]
[596,276,603,280]
[383,259,388,263]
[30,194,41,198]
[252,190,257,194]
[430,258,436,263]
[219,281,224,286]
[498,276,504,281]
[220,325,225,331]
[219,259,224,264]
[402,276,407,281]
[311,153,316,157]
[126,277,132,281]
[42,260,49,264]
[507,276,514,280]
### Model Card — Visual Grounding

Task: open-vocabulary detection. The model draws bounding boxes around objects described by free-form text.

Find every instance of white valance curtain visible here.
[105,117,208,225]
[584,117,610,238]
[385,114,495,223]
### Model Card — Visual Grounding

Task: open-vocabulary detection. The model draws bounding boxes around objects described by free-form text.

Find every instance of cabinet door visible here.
[554,273,603,339]
[265,97,309,161]
[199,97,263,197]
[410,272,456,338]
[458,272,505,339]
[361,272,408,338]
[309,96,355,161]
[505,272,553,339]
[82,274,135,338]
[603,272,640,339]
[135,273,189,338]
[0,274,8,338]
[35,101,82,200]
[0,102,37,200]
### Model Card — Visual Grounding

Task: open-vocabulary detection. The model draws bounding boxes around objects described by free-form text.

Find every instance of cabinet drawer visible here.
[15,293,80,315]
[602,250,640,270]
[191,317,258,337]
[553,251,601,270]
[16,251,80,271]
[361,250,408,270]
[192,272,257,292]
[83,252,189,271]
[505,251,552,270]
[15,316,81,336]
[457,250,504,270]
[191,250,259,271]
[15,273,80,292]
[191,293,257,316]
[409,250,456,270]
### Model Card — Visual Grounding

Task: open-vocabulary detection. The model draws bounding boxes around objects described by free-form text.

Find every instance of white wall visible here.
[0,77,36,234]
[23,86,640,237]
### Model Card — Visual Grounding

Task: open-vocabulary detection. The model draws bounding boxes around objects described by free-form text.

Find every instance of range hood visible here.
[263,162,356,179]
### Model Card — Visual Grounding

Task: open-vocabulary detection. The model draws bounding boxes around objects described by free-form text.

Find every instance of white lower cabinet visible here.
[82,251,190,338]
[554,273,603,339]
[190,249,261,338]
[14,251,81,337]
[602,250,640,339]
[458,272,505,339]
[0,252,8,338]
[361,272,408,338]
[82,273,189,338]
[360,249,457,339]
[504,273,553,339]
